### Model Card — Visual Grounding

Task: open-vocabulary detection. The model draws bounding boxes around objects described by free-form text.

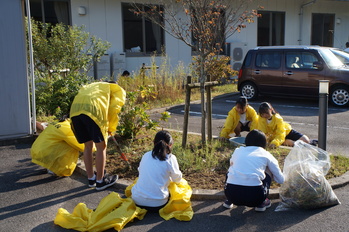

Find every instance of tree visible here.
[131,0,261,144]
[27,19,110,118]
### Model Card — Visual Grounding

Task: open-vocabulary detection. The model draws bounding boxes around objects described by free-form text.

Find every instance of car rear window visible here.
[243,52,252,67]
[255,51,281,69]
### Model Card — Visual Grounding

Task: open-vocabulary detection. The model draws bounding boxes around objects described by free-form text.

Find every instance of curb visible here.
[75,160,349,201]
[147,92,238,115]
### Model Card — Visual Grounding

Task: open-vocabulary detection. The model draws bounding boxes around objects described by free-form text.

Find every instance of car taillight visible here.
[238,69,242,79]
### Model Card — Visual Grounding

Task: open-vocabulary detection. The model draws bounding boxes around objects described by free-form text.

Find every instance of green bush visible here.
[27,18,110,119]
[117,89,159,140]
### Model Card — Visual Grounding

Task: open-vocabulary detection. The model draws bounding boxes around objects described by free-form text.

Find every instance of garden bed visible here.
[105,129,349,190]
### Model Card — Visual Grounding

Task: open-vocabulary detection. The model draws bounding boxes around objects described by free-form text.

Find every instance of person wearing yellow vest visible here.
[219,96,258,139]
[70,81,126,190]
[257,102,310,149]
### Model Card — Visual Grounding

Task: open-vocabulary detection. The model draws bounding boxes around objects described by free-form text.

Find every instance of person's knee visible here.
[95,141,106,152]
[234,123,243,133]
[300,135,310,143]
[283,139,294,147]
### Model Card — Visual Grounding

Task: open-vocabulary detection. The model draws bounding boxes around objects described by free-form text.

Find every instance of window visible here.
[286,52,319,69]
[122,3,164,55]
[257,11,285,46]
[27,0,70,25]
[311,13,334,47]
[255,52,281,69]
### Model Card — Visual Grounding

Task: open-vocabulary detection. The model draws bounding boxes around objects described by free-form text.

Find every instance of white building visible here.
[27,0,349,76]
[1,0,349,139]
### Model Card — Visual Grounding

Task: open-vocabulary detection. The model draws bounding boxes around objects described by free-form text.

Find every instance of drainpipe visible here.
[299,0,317,45]
[25,0,37,135]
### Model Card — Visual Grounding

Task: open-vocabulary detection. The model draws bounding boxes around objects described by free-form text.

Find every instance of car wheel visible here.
[330,85,349,107]
[240,82,258,100]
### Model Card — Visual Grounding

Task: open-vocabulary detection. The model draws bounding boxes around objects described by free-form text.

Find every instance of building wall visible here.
[70,0,349,74]
[0,0,31,139]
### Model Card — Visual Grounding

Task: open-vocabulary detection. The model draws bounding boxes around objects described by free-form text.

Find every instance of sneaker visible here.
[255,198,271,212]
[222,200,234,209]
[88,170,107,188]
[96,174,118,191]
[47,169,56,176]
[88,178,96,188]
[310,139,318,146]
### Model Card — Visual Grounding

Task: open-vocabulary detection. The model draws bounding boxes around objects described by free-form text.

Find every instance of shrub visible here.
[117,90,159,140]
[27,18,110,119]
[191,53,236,83]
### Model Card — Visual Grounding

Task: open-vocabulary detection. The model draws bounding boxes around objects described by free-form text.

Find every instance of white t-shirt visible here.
[131,151,182,207]
[344,47,349,53]
[239,112,248,125]
[226,146,284,186]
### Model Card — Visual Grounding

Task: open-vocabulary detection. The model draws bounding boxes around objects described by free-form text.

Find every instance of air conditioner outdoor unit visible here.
[229,42,248,71]
[110,52,126,79]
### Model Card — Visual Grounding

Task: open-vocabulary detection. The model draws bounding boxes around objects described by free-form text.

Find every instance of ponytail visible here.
[152,130,173,161]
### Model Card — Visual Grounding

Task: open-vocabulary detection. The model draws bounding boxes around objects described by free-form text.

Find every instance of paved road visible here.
[1,143,348,232]
[152,94,349,156]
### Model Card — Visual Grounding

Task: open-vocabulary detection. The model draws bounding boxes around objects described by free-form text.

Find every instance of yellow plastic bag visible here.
[159,179,193,221]
[54,192,147,232]
[125,178,194,221]
[31,120,84,176]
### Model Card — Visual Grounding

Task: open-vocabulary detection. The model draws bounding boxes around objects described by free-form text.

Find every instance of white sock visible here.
[88,174,96,181]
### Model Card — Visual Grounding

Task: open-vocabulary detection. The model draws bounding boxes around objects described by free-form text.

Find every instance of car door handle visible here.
[285,71,293,75]
[254,70,261,74]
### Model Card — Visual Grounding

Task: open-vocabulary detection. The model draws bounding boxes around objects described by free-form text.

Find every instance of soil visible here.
[104,132,349,190]
[105,150,227,190]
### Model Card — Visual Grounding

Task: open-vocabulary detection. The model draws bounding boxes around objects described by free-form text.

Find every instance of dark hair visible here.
[346,42,349,48]
[122,70,130,76]
[245,129,267,148]
[152,130,173,161]
[258,102,276,115]
[108,80,117,84]
[236,96,248,107]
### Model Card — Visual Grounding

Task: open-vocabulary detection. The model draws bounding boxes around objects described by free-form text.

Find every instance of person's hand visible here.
[218,137,228,142]
[269,143,277,149]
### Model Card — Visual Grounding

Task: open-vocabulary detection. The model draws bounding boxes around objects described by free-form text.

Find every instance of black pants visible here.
[224,173,271,207]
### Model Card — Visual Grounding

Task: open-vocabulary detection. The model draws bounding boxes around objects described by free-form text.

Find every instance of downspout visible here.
[299,0,317,45]
[25,0,37,135]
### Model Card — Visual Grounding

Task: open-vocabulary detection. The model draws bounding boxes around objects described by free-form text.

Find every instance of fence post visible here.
[182,76,191,148]
[206,75,212,142]
[141,63,145,85]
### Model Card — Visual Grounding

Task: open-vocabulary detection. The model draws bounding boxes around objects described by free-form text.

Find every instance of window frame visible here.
[311,13,335,47]
[257,11,285,46]
[27,0,71,25]
[122,3,165,57]
[255,51,282,69]
[190,7,226,55]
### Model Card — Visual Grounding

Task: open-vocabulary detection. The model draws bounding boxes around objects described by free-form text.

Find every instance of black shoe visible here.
[88,170,107,188]
[310,139,318,146]
[96,174,118,191]
[88,178,96,188]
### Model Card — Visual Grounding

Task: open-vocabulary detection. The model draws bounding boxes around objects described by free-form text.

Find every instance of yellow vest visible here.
[31,120,84,176]
[256,113,292,147]
[220,105,258,138]
[70,82,126,142]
